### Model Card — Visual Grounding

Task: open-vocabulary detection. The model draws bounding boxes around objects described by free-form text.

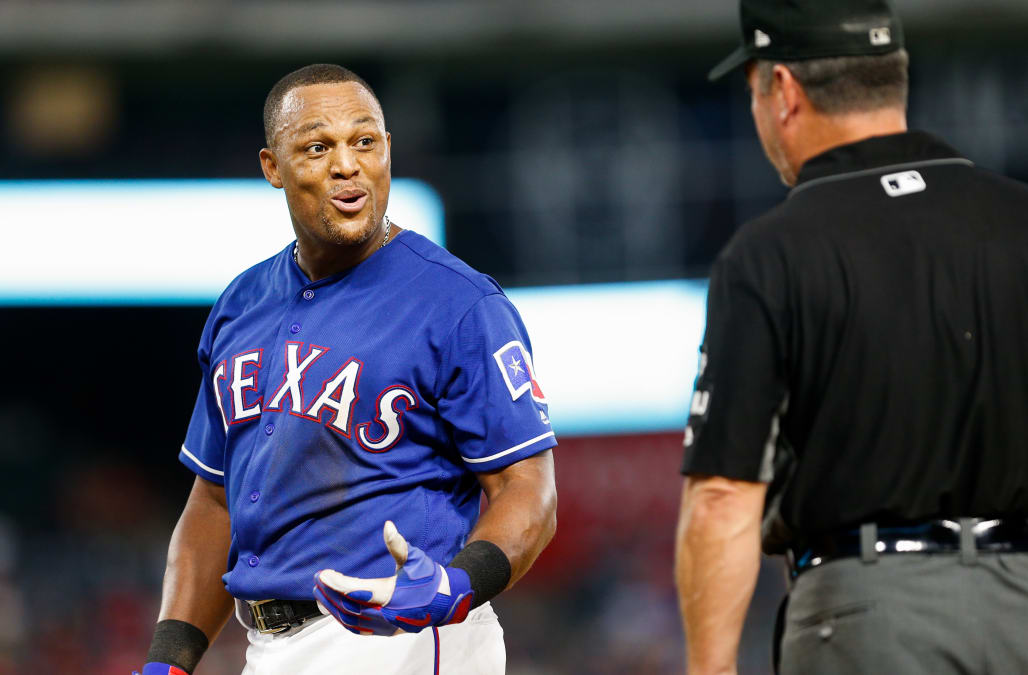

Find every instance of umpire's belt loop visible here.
[959,518,978,566]
[859,522,879,564]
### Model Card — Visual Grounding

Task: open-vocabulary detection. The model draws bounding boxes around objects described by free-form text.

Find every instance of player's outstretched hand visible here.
[314,521,474,637]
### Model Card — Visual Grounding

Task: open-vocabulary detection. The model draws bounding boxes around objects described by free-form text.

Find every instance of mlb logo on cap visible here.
[493,340,546,403]
[869,27,891,46]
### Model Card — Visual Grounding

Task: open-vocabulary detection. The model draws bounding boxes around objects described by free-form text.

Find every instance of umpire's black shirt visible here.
[682,131,1028,541]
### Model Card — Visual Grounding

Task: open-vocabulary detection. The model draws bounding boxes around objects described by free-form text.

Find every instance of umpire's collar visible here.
[791,130,966,195]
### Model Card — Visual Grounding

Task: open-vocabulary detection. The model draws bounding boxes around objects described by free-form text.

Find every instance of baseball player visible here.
[676,1,1028,673]
[138,64,557,675]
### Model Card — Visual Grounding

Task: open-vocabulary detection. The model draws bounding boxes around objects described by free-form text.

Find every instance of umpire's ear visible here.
[259,147,284,189]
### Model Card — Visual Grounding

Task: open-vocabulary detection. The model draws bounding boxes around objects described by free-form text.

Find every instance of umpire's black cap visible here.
[708,0,905,81]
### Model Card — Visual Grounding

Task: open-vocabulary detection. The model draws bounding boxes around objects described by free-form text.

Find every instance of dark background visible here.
[2,1,1028,672]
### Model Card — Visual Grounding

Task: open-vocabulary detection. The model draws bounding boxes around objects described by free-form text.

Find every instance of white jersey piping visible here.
[181,444,226,476]
[462,431,556,464]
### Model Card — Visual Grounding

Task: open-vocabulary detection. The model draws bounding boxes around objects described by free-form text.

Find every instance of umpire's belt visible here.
[789,518,1028,577]
[237,598,323,634]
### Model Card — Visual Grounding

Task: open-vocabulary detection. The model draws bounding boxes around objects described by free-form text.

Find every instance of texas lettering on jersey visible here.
[213,341,416,453]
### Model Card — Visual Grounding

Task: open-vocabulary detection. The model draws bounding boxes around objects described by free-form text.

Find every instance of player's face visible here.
[747,66,796,187]
[263,82,391,249]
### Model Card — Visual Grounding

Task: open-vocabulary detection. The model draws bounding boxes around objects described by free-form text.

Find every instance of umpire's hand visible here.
[314,521,474,636]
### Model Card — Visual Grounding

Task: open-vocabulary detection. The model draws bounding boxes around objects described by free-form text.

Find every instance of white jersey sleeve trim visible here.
[462,431,556,464]
[180,444,225,476]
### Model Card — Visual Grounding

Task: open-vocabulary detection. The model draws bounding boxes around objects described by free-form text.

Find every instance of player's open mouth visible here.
[330,190,368,214]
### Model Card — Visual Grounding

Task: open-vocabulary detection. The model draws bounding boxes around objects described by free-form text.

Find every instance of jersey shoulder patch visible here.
[493,340,546,403]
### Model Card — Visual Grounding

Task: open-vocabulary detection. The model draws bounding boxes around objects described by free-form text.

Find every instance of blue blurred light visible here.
[0,178,444,305]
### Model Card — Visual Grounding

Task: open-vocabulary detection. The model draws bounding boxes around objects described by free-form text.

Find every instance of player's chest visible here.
[208,293,435,448]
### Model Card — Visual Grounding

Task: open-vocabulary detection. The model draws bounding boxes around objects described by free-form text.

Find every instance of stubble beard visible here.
[317,202,382,248]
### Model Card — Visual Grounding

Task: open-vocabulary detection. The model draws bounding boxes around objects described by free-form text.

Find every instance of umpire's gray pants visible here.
[780,548,1028,674]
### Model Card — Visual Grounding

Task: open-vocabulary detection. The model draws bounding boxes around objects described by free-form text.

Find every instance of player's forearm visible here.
[469,450,557,587]
[157,476,235,644]
[674,476,765,675]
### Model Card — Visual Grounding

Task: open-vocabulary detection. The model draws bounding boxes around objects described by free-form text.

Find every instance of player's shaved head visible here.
[263,64,382,148]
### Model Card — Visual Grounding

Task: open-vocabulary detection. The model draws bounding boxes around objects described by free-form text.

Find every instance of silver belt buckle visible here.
[249,599,293,635]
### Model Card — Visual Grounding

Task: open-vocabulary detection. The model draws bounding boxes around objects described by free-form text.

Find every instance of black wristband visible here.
[146,619,209,674]
[448,540,512,609]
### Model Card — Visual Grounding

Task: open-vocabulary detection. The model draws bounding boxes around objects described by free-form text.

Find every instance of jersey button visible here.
[264,423,274,435]
[250,490,260,503]
[248,555,260,568]
[289,323,301,334]
[302,289,315,301]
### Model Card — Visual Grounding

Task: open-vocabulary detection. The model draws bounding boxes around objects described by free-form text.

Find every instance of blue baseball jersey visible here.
[179,230,556,601]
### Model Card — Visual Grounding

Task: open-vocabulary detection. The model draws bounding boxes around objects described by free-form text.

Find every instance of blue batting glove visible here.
[314,521,474,636]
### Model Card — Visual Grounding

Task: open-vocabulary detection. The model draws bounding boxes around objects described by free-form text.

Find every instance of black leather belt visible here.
[789,518,1028,577]
[242,598,323,634]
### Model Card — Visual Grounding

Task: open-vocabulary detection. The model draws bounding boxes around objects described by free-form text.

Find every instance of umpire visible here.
[674,1,1028,673]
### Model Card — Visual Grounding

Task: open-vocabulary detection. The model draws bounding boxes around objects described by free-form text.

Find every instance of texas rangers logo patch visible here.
[493,340,546,403]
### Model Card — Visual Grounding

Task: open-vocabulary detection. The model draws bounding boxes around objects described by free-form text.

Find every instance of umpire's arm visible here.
[675,244,788,672]
[157,475,235,643]
[471,449,557,588]
[676,475,767,675]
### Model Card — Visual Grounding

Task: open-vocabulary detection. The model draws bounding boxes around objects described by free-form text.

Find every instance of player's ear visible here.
[259,147,284,189]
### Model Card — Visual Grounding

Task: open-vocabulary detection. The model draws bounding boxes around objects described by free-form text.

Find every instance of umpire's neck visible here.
[789,107,908,179]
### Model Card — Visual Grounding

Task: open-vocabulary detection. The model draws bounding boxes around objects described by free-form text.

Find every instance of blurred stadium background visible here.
[2,1,1028,672]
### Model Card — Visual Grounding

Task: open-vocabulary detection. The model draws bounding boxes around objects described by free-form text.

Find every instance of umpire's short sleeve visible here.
[681,244,789,482]
[179,349,227,485]
[437,293,557,473]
